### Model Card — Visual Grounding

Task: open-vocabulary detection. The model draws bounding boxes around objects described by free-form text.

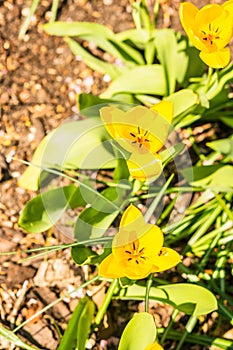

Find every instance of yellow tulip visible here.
[179,1,233,68]
[99,204,181,280]
[100,101,173,181]
[144,342,164,350]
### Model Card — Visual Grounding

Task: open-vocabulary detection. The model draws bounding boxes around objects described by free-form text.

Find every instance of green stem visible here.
[145,274,153,312]
[13,157,121,212]
[18,0,40,40]
[144,174,174,222]
[160,309,179,345]
[94,279,118,327]
[176,315,198,350]
[205,66,213,93]
[50,0,59,22]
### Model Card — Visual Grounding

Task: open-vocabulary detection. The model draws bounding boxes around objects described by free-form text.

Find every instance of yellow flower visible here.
[100,101,173,181]
[99,204,181,280]
[144,342,164,350]
[179,1,233,68]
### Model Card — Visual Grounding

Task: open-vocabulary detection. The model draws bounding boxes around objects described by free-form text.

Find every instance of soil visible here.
[0,0,231,349]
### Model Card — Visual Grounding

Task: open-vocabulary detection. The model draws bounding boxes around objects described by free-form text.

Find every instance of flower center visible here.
[201,23,220,46]
[130,126,151,149]
[125,241,146,265]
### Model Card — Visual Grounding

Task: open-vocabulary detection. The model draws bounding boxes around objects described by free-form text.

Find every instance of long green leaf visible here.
[66,37,124,79]
[120,283,217,316]
[18,185,85,233]
[155,29,177,95]
[44,22,144,65]
[18,118,116,191]
[0,326,37,350]
[101,65,166,98]
[57,296,95,350]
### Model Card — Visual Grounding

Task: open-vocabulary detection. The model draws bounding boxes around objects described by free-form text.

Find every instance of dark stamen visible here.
[139,247,144,253]
[138,126,140,134]
[130,132,136,137]
[209,23,211,31]
[133,242,136,250]
[125,250,132,254]
[136,260,139,264]
[202,30,206,34]
[128,258,132,261]
[144,130,148,136]
[141,256,146,260]
[215,27,219,33]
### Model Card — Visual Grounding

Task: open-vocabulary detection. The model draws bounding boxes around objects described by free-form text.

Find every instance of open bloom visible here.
[179,1,233,68]
[100,101,173,181]
[144,343,164,350]
[99,204,181,280]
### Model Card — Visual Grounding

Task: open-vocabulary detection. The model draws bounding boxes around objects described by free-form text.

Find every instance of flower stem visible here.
[176,315,198,350]
[160,309,179,345]
[145,273,154,312]
[93,279,118,327]
[205,66,213,92]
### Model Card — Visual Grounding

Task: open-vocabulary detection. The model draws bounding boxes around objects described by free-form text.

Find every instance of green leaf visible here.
[0,325,37,350]
[207,135,233,160]
[44,21,144,66]
[121,283,217,316]
[58,296,95,350]
[182,164,233,191]
[18,118,116,191]
[71,245,98,265]
[175,33,205,86]
[155,29,177,95]
[66,37,124,79]
[18,185,82,233]
[165,89,199,125]
[118,312,156,350]
[101,65,166,98]
[74,186,125,241]
[115,28,150,49]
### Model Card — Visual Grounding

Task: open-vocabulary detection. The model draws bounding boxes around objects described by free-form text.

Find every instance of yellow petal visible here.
[179,2,206,52]
[150,100,173,124]
[151,247,181,272]
[199,48,230,68]
[100,105,172,154]
[127,151,162,182]
[120,204,146,230]
[123,262,155,280]
[113,224,164,262]
[100,106,125,140]
[195,5,232,51]
[144,342,164,350]
[113,204,164,252]
[99,248,155,280]
[98,253,123,278]
[138,224,164,257]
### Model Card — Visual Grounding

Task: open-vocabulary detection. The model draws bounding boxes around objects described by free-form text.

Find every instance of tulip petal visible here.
[151,247,181,272]
[127,151,162,181]
[199,48,230,68]
[179,2,206,51]
[100,105,173,155]
[98,253,123,278]
[150,100,173,124]
[144,343,164,350]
